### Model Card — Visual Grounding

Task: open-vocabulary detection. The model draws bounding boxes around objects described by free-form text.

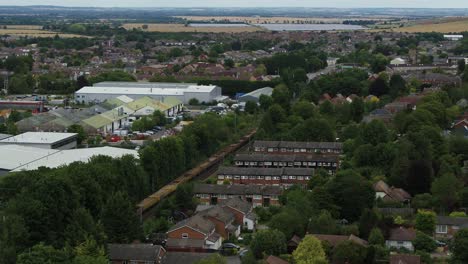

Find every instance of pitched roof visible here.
[390,254,421,264]
[234,153,339,163]
[221,197,252,214]
[167,215,215,235]
[373,180,411,202]
[218,167,314,177]
[194,184,283,196]
[108,244,164,261]
[198,206,235,225]
[388,227,416,241]
[436,216,468,227]
[252,140,343,150]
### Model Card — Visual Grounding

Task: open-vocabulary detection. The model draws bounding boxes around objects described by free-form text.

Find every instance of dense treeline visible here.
[0,111,256,263]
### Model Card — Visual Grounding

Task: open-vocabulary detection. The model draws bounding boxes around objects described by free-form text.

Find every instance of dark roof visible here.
[218,167,314,177]
[163,252,217,264]
[252,140,343,150]
[165,238,205,249]
[374,180,411,202]
[288,235,303,246]
[198,206,235,224]
[167,214,215,235]
[388,227,416,241]
[194,184,283,196]
[437,216,468,227]
[108,244,164,261]
[390,254,421,264]
[221,197,252,214]
[266,255,290,264]
[234,153,339,163]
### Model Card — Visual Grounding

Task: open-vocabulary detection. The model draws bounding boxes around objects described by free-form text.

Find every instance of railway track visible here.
[137,129,256,220]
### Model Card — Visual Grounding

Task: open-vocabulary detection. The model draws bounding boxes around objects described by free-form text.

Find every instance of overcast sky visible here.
[3,0,468,8]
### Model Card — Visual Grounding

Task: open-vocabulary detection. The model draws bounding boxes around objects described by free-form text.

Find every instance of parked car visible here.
[239,249,249,258]
[145,130,155,135]
[222,243,240,250]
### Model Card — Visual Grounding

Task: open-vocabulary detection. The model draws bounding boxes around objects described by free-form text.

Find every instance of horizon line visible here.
[1,5,468,9]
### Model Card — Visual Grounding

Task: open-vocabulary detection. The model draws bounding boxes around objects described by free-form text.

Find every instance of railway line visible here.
[137,129,256,220]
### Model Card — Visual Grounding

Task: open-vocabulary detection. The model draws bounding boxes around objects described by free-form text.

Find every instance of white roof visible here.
[0,145,60,170]
[444,34,463,38]
[94,81,198,89]
[116,95,134,103]
[0,132,77,145]
[10,146,138,172]
[76,85,217,96]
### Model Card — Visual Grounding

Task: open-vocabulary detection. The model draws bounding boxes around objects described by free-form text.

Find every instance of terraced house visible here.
[234,153,339,174]
[217,167,314,187]
[252,140,343,155]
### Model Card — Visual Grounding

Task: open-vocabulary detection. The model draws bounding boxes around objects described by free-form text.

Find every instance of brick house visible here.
[385,227,416,252]
[217,167,314,187]
[374,180,412,204]
[197,206,240,239]
[435,216,468,239]
[108,244,166,264]
[252,141,343,155]
[389,254,421,264]
[194,184,282,207]
[166,215,223,251]
[233,153,339,174]
[221,197,257,231]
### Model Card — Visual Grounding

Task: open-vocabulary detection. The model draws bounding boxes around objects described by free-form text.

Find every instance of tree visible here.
[188,98,200,106]
[361,120,389,146]
[413,231,437,253]
[350,98,364,122]
[415,210,436,235]
[194,254,226,264]
[290,118,335,142]
[368,228,384,246]
[259,95,273,111]
[224,59,235,68]
[451,229,468,263]
[250,229,287,259]
[269,208,306,239]
[411,193,434,210]
[0,214,29,264]
[292,235,328,264]
[359,209,379,240]
[327,170,375,222]
[308,210,338,235]
[245,101,259,114]
[17,243,70,264]
[68,124,87,145]
[368,77,389,97]
[370,54,389,73]
[332,241,367,264]
[389,74,407,97]
[101,192,142,243]
[272,84,291,110]
[431,173,461,212]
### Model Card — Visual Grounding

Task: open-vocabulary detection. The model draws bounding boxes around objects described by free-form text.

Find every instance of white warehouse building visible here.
[75,82,222,104]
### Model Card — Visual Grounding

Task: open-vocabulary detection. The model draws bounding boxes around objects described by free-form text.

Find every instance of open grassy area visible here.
[386,18,468,33]
[122,23,264,33]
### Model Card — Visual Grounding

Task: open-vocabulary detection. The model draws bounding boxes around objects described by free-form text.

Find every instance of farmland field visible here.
[0,26,86,38]
[122,23,264,33]
[386,18,468,33]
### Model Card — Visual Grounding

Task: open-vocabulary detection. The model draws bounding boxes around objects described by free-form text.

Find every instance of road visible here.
[226,256,241,264]
[307,66,336,83]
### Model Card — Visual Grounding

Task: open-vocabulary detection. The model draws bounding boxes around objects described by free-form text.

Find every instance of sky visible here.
[3,0,468,8]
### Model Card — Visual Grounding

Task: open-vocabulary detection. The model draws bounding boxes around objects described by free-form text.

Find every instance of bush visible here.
[413,231,437,253]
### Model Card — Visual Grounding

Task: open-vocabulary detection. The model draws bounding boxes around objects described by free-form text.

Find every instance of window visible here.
[436,225,448,234]
[281,176,288,180]
[218,175,225,180]
[265,176,271,181]
[241,176,248,179]
[182,233,189,238]
[289,176,296,180]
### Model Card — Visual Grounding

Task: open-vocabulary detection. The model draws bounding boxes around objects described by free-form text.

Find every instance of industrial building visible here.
[75,82,222,104]
[0,132,78,150]
[0,145,138,176]
[238,87,273,103]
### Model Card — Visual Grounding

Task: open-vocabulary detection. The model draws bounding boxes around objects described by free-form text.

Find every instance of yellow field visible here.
[0,28,86,38]
[122,23,264,33]
[174,16,390,24]
[385,18,468,33]
[2,25,44,30]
